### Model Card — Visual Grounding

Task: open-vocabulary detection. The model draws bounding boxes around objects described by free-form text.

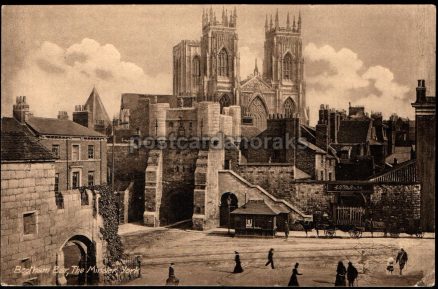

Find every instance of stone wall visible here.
[236,163,295,196]
[1,162,104,285]
[371,184,421,227]
[193,147,225,230]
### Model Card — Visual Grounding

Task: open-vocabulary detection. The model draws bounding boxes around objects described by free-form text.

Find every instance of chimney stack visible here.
[57,111,69,120]
[416,79,426,103]
[13,95,31,123]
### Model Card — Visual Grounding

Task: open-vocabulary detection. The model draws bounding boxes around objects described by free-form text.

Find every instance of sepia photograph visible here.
[1,4,436,287]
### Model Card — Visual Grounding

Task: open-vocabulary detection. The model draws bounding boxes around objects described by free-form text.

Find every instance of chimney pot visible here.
[422,80,425,87]
[418,80,422,87]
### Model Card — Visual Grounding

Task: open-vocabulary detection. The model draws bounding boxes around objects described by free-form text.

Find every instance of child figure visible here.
[386,257,394,274]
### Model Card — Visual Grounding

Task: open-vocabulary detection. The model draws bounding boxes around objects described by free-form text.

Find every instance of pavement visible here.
[118,225,435,286]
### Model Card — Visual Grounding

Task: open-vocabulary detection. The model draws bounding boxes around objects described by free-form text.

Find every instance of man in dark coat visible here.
[396,248,408,275]
[285,221,290,239]
[265,248,275,269]
[233,251,244,273]
[166,263,179,285]
[346,262,358,287]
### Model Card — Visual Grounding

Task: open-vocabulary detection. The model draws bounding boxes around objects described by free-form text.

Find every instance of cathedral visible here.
[173,8,309,131]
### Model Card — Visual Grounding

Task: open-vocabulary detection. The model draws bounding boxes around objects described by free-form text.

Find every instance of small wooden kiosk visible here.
[231,199,280,237]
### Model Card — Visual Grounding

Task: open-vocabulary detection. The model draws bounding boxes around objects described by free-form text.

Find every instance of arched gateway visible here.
[56,235,98,285]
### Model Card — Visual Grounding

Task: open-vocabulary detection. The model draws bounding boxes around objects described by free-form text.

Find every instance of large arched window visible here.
[248,96,268,131]
[192,56,201,88]
[284,98,296,117]
[283,53,293,80]
[218,48,228,77]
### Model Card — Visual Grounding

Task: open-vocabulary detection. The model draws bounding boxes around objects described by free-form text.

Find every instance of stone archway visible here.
[57,235,97,286]
[159,189,194,226]
[219,192,239,227]
[248,96,268,131]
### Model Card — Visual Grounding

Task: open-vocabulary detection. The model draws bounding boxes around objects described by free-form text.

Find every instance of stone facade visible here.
[1,162,105,285]
[173,8,310,131]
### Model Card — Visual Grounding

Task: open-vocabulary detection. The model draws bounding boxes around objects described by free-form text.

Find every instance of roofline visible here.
[1,159,55,164]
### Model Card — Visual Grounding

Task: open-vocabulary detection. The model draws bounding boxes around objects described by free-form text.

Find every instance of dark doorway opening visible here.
[61,235,97,285]
[220,192,238,227]
[160,189,194,226]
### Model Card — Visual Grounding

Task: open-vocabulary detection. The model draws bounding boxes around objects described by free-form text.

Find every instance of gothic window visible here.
[192,56,201,87]
[248,96,268,131]
[219,94,231,114]
[218,48,229,77]
[284,98,296,117]
[283,53,293,80]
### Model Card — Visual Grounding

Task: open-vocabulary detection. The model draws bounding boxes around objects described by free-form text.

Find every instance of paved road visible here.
[120,227,434,286]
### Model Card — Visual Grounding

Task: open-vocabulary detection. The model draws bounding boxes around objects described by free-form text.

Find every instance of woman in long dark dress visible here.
[335,261,347,286]
[233,251,244,273]
[288,263,302,286]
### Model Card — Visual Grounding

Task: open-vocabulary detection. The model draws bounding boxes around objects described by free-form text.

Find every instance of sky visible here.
[1,5,436,126]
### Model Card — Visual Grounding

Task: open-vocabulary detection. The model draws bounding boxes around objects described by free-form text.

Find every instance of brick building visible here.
[11,96,108,193]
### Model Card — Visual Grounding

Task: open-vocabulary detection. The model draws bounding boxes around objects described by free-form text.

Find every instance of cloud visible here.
[304,43,414,125]
[8,38,172,119]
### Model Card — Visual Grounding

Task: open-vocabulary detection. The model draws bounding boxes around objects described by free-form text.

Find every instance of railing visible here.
[335,206,365,226]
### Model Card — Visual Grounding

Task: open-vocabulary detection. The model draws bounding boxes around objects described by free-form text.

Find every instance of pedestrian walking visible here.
[335,261,347,286]
[233,251,244,273]
[396,248,408,275]
[288,262,302,286]
[346,262,358,287]
[285,220,290,239]
[265,248,275,269]
[166,263,179,286]
[386,257,395,274]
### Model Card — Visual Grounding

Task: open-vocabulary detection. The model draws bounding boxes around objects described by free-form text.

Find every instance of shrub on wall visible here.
[84,185,124,263]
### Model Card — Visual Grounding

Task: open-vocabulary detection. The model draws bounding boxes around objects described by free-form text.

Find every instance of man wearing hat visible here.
[265,248,275,269]
[166,263,179,285]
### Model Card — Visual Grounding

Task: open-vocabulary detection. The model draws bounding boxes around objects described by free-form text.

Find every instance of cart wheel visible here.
[415,232,424,238]
[325,230,335,238]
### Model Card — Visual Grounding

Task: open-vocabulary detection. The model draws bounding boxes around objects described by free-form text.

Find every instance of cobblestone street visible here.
[121,225,435,286]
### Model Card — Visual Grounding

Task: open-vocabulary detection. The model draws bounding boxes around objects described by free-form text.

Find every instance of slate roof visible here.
[337,120,371,143]
[84,87,111,124]
[385,146,413,164]
[298,138,327,154]
[1,117,55,162]
[26,117,106,138]
[231,199,280,216]
[241,125,262,138]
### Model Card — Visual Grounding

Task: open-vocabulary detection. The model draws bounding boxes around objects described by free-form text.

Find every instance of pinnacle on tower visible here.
[293,15,296,31]
[275,9,279,29]
[254,58,259,76]
[225,9,228,26]
[286,12,290,29]
[222,6,225,24]
[298,11,302,32]
[270,14,273,30]
[209,6,213,24]
[265,14,268,31]
[233,6,237,27]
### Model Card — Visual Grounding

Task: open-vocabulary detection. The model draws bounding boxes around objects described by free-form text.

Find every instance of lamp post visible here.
[227,195,232,235]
